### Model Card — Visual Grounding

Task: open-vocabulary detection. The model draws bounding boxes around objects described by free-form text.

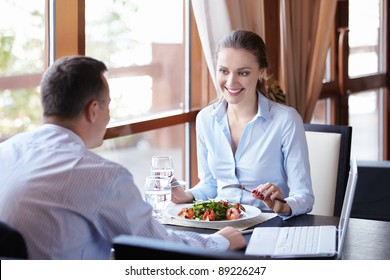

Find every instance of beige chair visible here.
[304,124,352,216]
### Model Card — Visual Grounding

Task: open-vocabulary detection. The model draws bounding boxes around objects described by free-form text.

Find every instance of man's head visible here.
[40,56,110,148]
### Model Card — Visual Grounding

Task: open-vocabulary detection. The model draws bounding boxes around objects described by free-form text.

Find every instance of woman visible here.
[172,30,314,219]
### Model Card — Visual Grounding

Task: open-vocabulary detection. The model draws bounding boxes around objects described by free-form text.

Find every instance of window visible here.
[0,0,45,139]
[348,0,384,160]
[93,125,185,193]
[0,0,200,190]
[85,0,185,122]
[348,0,383,78]
[84,0,192,191]
[312,0,387,161]
[349,90,381,160]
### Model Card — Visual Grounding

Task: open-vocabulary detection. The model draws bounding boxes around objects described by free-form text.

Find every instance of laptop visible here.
[245,157,358,259]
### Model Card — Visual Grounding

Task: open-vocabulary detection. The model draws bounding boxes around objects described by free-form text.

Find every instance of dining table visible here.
[164,213,390,260]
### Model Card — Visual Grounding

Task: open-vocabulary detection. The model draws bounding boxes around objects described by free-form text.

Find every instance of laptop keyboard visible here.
[275,226,320,254]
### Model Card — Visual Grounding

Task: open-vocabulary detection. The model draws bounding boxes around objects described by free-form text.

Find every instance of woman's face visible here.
[216,48,263,105]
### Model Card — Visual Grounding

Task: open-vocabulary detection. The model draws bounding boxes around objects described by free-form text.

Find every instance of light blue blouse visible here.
[190,93,314,218]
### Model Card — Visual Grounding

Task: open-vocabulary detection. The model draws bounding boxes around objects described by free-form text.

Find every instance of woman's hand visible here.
[252,182,291,215]
[170,179,194,203]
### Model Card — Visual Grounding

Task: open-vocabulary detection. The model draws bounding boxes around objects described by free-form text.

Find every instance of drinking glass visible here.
[150,155,174,183]
[144,175,171,222]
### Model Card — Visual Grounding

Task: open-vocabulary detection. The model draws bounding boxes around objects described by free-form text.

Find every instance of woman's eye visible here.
[239,71,250,76]
[219,69,229,75]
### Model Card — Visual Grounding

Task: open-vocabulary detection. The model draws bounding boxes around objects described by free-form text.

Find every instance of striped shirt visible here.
[0,124,228,259]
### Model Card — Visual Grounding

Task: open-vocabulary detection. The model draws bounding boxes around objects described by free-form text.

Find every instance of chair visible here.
[0,221,28,259]
[351,161,390,221]
[304,123,352,216]
[113,235,250,260]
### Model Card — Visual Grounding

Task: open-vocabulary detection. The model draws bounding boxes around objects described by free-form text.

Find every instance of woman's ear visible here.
[258,68,265,80]
[85,100,99,123]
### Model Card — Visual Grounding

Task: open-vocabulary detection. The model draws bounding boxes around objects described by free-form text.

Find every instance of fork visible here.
[222,184,287,203]
[222,184,252,192]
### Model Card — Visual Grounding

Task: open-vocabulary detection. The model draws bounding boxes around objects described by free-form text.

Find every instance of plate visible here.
[167,203,261,226]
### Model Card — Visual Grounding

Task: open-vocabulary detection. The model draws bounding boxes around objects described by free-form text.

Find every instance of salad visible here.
[177,200,246,221]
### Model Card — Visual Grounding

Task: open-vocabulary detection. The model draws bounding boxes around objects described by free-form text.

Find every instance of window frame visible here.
[319,0,389,159]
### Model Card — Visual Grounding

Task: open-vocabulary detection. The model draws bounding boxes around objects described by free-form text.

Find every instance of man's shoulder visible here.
[78,151,134,188]
[86,151,128,171]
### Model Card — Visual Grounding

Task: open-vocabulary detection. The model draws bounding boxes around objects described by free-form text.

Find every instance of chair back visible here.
[304,124,352,216]
[0,221,28,259]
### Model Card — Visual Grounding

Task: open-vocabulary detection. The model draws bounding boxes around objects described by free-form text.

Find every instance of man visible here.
[0,56,245,259]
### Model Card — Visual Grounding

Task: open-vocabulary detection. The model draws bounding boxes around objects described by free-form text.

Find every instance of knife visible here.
[222,184,287,203]
[170,180,186,188]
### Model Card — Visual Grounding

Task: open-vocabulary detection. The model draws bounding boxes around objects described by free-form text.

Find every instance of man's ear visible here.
[85,100,99,123]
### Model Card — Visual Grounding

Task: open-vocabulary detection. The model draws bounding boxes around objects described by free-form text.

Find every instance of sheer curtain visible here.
[280,0,337,122]
[191,0,265,95]
[191,0,231,91]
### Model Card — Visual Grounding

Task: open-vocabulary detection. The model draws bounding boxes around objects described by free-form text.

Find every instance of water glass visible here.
[144,175,171,222]
[150,155,174,183]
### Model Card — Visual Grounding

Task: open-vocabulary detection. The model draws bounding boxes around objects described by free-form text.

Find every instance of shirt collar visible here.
[257,92,271,120]
[40,123,84,146]
[211,92,271,121]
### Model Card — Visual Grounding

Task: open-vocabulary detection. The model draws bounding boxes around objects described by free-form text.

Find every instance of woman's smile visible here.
[224,86,244,96]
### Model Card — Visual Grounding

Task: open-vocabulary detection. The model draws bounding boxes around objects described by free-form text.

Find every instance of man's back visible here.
[0,124,138,259]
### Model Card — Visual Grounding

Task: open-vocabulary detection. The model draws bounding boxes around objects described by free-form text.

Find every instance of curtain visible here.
[280,0,337,122]
[225,0,265,37]
[191,0,265,95]
[191,0,231,90]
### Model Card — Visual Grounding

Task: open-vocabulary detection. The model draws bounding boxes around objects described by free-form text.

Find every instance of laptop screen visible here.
[337,156,358,255]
